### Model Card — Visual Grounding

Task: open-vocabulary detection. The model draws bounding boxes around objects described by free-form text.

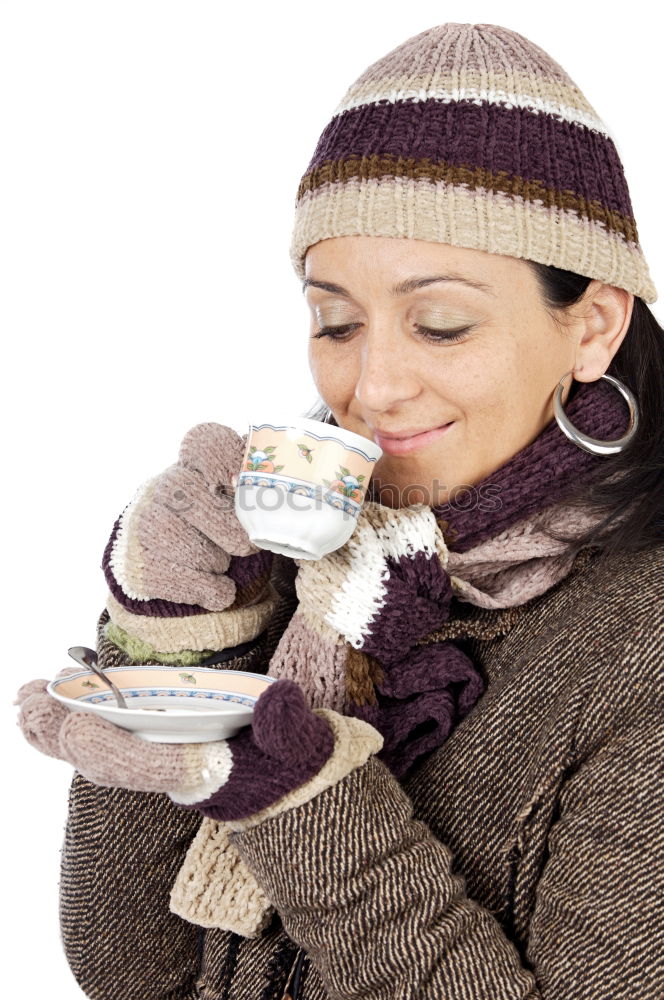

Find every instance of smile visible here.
[373,423,454,456]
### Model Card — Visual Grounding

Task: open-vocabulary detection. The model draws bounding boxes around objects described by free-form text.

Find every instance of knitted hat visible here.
[290,22,657,304]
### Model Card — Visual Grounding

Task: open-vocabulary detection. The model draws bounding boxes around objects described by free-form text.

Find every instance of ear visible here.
[573,283,633,382]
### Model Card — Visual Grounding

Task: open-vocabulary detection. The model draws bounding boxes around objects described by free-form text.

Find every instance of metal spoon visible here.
[67,645,129,709]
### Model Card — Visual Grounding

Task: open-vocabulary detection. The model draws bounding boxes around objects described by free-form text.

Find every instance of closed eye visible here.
[311,323,472,344]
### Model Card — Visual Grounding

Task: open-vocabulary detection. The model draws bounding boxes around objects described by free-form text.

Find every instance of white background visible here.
[2,1,662,995]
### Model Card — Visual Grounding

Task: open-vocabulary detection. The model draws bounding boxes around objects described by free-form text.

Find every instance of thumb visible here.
[252,679,333,766]
[14,667,85,707]
[14,678,50,706]
[17,691,69,759]
[178,422,246,488]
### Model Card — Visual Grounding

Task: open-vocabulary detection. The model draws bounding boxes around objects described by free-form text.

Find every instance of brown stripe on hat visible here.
[290,176,655,302]
[296,155,640,246]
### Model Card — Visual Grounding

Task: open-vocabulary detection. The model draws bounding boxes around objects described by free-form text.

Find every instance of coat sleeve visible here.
[229,705,664,999]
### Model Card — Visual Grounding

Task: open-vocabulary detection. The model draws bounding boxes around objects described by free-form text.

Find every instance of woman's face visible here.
[303,235,630,507]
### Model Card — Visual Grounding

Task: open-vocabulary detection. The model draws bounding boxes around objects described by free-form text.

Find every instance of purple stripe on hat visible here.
[302,100,634,220]
[433,377,631,552]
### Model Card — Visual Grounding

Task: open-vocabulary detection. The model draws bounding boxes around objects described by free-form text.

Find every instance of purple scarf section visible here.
[343,377,630,777]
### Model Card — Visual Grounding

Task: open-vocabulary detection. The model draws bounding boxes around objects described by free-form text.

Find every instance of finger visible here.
[14,677,50,706]
[58,712,189,793]
[115,477,237,608]
[177,423,246,489]
[134,473,232,573]
[126,549,238,610]
[18,692,69,759]
[153,465,257,558]
[14,668,81,709]
[252,679,333,766]
[55,665,84,680]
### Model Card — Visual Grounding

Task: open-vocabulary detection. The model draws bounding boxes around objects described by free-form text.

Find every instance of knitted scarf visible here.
[265,377,631,779]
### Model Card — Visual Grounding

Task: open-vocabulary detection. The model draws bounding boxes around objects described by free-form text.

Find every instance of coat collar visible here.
[415,546,600,646]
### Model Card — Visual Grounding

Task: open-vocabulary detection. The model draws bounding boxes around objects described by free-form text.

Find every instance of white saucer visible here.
[47,665,276,743]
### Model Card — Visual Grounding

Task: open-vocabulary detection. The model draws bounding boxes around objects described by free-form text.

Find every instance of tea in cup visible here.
[234,417,382,560]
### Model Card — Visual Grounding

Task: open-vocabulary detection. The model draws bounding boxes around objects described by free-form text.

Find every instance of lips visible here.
[375,426,442,439]
[373,422,454,456]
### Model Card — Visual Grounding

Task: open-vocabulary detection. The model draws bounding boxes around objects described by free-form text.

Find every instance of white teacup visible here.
[234,417,383,560]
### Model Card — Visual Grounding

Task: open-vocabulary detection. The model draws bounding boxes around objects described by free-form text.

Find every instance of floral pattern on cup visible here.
[322,465,366,502]
[296,443,315,463]
[237,421,381,525]
[244,445,285,474]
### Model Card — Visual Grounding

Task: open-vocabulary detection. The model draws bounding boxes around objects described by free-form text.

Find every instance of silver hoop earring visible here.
[553,371,639,456]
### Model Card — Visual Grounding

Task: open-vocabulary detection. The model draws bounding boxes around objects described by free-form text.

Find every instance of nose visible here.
[353,326,422,415]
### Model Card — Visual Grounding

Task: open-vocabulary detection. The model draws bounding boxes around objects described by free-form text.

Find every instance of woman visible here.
[16,21,664,1000]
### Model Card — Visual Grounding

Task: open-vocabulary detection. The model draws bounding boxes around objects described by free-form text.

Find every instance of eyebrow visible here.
[302,273,496,297]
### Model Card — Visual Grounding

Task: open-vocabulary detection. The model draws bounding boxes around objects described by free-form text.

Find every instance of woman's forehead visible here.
[304,237,529,295]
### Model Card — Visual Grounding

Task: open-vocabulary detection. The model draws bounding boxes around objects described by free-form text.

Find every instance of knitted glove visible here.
[101,419,279,668]
[15,678,379,824]
[104,422,264,613]
[15,667,80,759]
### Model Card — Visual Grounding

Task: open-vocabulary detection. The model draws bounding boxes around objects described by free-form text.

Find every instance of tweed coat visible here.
[59,540,664,1000]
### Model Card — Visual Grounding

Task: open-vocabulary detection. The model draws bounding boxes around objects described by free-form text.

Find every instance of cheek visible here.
[438,339,544,451]
[308,342,358,405]
[436,342,518,415]
[307,342,327,398]
[454,335,557,445]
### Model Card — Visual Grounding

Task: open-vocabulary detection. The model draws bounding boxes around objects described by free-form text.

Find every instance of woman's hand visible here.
[15,667,82,759]
[106,422,265,612]
[16,678,336,821]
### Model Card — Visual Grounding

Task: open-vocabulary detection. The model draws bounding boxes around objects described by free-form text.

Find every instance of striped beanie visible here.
[289,22,657,304]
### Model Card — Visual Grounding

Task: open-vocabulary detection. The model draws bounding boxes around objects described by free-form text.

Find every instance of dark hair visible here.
[304,262,664,559]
